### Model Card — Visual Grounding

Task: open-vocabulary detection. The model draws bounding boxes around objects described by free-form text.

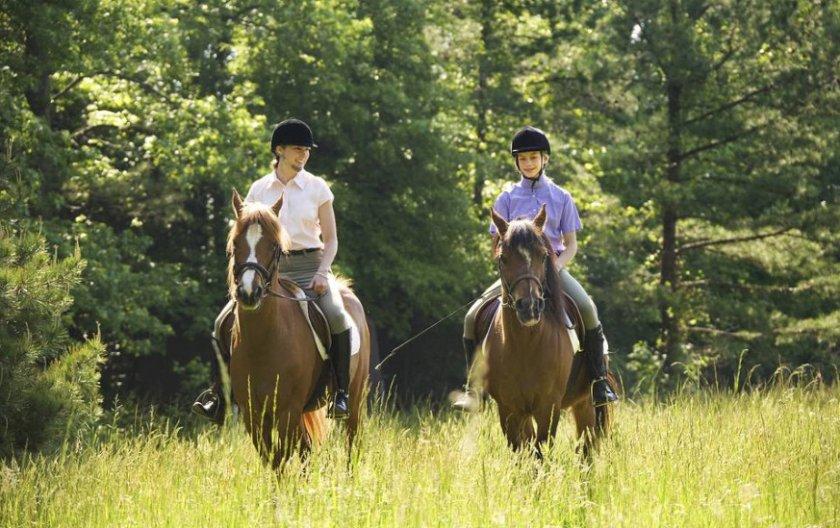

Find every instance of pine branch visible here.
[677,226,794,254]
[51,74,90,102]
[678,123,768,161]
[685,326,749,338]
[683,84,774,126]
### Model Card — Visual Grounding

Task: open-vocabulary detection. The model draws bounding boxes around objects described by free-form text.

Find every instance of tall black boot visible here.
[191,335,227,425]
[583,325,618,406]
[328,329,352,420]
[452,337,478,412]
[462,337,476,373]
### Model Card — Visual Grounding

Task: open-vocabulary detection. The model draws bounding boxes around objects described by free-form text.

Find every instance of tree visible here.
[0,224,103,457]
[572,0,839,379]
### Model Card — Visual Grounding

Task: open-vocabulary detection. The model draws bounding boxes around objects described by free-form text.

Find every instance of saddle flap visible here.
[561,292,584,350]
[474,297,501,344]
[307,302,332,354]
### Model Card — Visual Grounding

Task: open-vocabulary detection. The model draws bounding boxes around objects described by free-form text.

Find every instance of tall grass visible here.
[2,383,839,527]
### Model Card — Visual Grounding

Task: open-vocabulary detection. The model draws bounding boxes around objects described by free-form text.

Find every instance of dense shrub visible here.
[0,225,103,458]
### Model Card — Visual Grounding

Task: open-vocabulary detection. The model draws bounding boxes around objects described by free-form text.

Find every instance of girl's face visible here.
[276,145,311,172]
[515,151,547,179]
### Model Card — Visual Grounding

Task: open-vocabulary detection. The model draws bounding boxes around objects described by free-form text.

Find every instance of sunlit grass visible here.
[2,383,839,527]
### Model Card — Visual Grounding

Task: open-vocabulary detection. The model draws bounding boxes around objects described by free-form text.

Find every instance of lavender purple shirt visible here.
[489,175,582,253]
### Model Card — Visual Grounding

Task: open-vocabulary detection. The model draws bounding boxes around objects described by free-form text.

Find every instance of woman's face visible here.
[276,145,311,171]
[515,151,547,179]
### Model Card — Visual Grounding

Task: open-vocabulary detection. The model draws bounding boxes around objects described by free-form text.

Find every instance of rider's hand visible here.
[310,273,329,295]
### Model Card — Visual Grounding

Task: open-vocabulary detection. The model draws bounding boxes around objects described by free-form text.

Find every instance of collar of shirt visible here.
[515,174,549,191]
[270,169,311,190]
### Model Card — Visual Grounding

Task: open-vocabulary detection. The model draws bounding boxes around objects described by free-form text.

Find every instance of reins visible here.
[374,296,480,371]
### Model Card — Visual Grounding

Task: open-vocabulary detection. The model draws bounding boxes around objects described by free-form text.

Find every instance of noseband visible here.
[233,244,281,297]
[498,256,547,310]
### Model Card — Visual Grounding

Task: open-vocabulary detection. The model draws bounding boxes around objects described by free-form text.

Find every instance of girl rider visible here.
[192,118,353,422]
[455,126,618,410]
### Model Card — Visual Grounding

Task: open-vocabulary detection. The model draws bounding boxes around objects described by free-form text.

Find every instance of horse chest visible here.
[486,338,567,407]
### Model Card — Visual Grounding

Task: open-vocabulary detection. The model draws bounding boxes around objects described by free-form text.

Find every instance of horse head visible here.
[227,189,284,310]
[492,204,551,326]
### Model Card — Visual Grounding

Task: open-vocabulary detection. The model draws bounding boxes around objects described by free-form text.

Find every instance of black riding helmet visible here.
[270,118,317,154]
[510,126,550,155]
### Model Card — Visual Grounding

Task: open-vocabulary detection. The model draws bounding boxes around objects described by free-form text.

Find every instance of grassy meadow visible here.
[2,382,839,528]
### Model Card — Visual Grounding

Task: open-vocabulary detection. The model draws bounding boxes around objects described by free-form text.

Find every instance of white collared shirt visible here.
[245,169,334,250]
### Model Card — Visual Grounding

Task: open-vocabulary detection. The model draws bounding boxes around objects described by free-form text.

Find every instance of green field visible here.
[2,384,839,528]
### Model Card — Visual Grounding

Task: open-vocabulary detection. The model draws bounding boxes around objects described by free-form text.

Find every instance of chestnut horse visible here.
[481,205,611,458]
[226,190,370,469]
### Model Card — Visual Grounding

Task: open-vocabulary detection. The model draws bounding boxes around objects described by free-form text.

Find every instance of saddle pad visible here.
[289,278,360,360]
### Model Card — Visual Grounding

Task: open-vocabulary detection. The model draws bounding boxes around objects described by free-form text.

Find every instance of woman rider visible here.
[192,118,354,421]
[455,126,618,410]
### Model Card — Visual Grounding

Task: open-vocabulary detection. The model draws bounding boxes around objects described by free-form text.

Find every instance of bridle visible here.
[233,244,281,290]
[497,253,547,312]
[232,243,321,302]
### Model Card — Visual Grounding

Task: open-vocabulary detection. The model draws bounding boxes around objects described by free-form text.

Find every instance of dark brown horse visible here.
[226,190,370,468]
[480,205,612,458]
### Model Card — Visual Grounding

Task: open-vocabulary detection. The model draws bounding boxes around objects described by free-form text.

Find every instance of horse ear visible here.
[231,188,245,219]
[271,195,283,217]
[533,204,547,231]
[491,209,508,237]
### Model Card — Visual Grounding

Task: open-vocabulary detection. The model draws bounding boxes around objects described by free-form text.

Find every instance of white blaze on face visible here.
[518,247,531,268]
[241,223,263,295]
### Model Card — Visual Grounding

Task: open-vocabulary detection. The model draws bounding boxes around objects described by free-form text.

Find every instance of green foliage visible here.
[0,224,103,458]
[0,0,836,406]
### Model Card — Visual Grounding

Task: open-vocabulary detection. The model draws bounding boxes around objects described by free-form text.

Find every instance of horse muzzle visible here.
[236,284,264,310]
[514,296,545,326]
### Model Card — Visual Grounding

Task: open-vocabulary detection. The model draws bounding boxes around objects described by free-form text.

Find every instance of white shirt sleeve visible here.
[318,179,334,207]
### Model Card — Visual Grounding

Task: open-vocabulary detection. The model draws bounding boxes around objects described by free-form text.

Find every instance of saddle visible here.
[472,292,585,351]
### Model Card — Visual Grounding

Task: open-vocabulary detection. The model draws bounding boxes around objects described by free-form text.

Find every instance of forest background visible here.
[1,0,837,456]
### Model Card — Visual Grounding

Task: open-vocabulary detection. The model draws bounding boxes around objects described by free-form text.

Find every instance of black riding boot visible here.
[583,325,618,406]
[328,329,352,420]
[462,337,476,372]
[191,335,227,425]
[452,337,478,412]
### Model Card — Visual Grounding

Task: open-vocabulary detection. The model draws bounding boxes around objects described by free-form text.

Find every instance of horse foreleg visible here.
[533,404,563,459]
[571,399,607,461]
[256,409,301,471]
[498,404,534,453]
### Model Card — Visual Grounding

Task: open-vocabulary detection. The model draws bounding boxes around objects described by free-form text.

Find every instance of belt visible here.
[287,247,321,256]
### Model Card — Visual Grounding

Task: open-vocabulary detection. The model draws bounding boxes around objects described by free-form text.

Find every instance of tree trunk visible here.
[471,0,492,208]
[660,78,682,374]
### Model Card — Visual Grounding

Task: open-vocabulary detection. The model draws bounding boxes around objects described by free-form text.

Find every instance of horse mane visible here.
[225,201,289,297]
[502,219,565,325]
[540,232,565,325]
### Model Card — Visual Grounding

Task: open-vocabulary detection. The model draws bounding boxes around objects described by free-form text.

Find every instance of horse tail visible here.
[301,408,328,446]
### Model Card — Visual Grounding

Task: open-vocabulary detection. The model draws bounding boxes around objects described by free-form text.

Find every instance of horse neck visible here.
[235,298,288,343]
[499,304,560,348]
